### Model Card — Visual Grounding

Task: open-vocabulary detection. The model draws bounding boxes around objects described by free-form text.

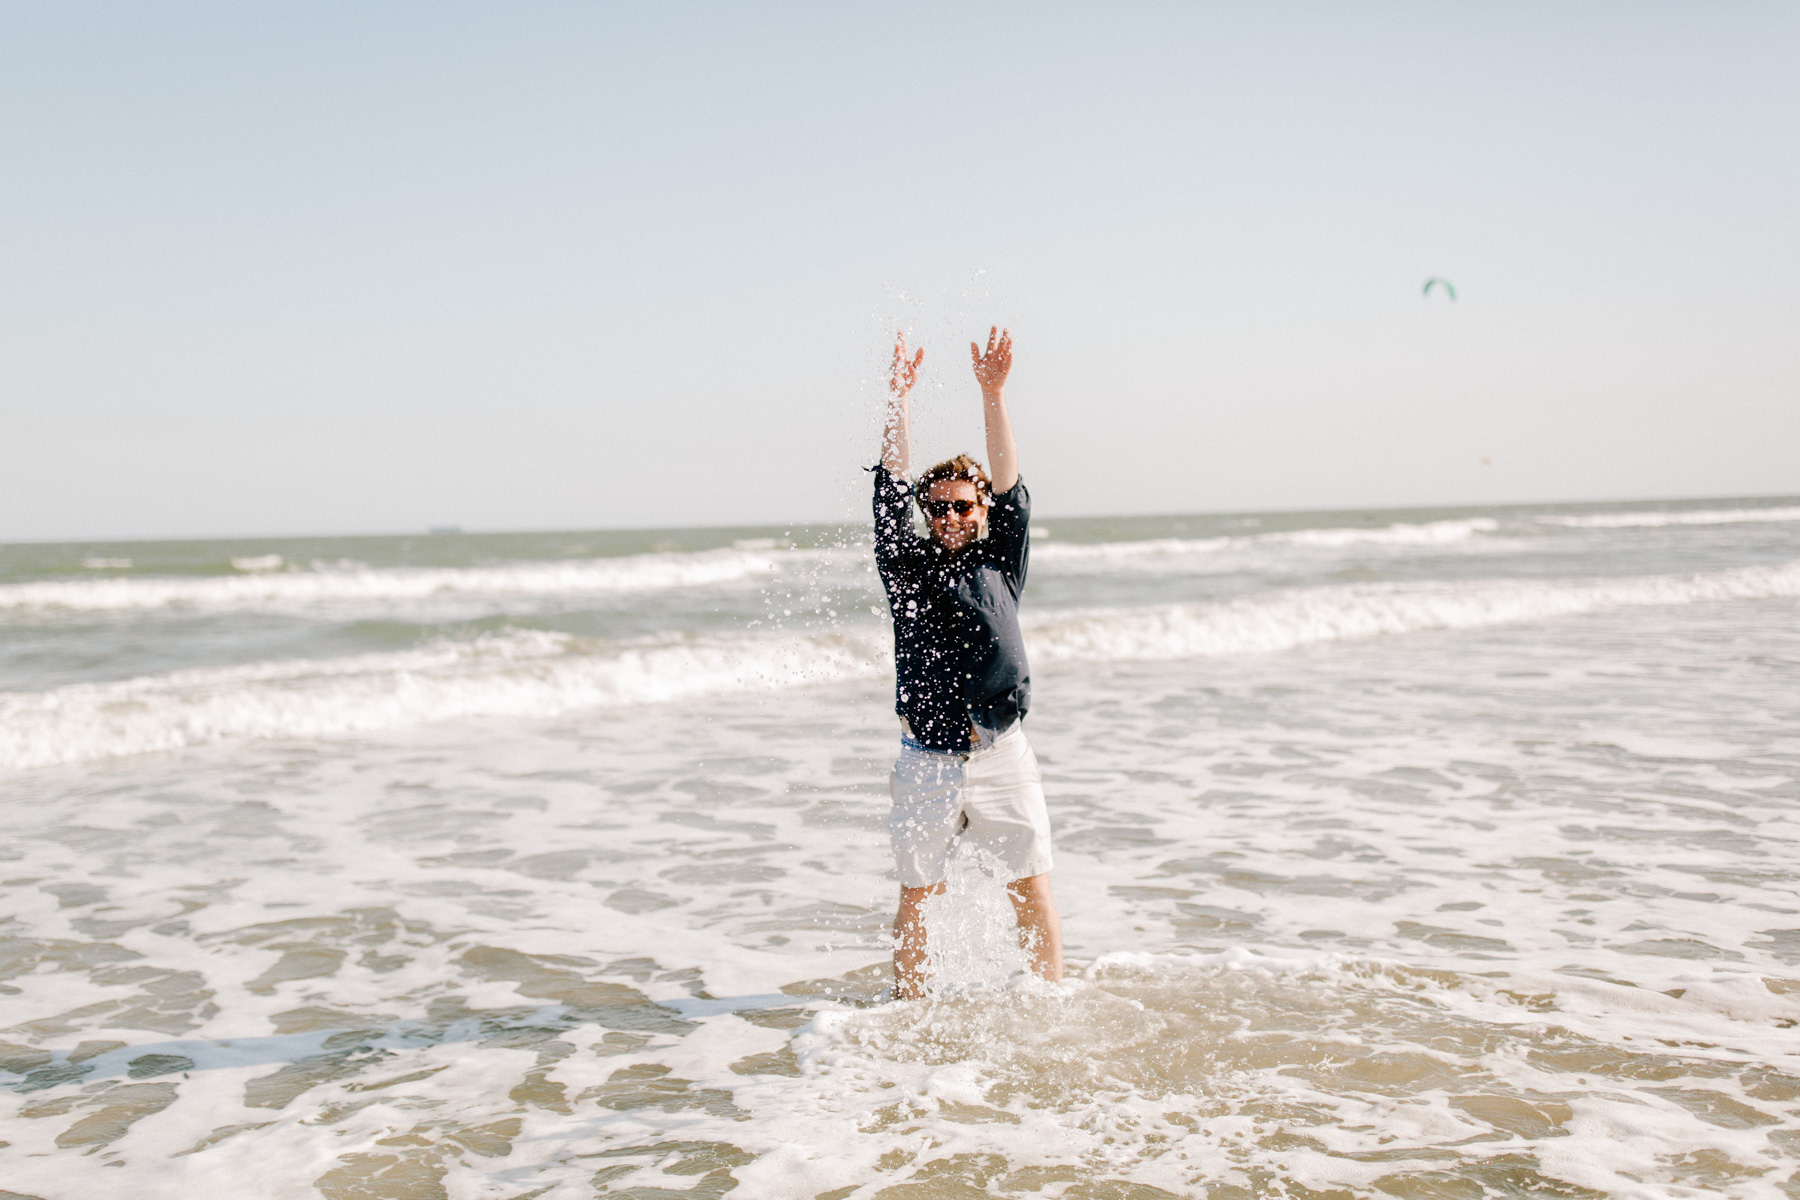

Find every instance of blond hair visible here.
[914,454,992,507]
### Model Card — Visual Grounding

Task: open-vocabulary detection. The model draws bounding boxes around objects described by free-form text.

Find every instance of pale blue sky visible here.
[2,3,1796,539]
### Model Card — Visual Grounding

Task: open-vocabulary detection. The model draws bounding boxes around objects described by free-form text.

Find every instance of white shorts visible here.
[888,724,1054,888]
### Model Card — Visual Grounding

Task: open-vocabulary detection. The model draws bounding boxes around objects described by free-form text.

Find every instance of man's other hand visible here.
[890,332,924,398]
[971,326,1012,395]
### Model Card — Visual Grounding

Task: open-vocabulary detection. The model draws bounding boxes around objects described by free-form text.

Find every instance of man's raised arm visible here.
[882,333,923,477]
[972,326,1018,492]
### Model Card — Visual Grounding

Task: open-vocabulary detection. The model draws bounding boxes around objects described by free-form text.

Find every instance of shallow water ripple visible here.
[1,600,1797,1197]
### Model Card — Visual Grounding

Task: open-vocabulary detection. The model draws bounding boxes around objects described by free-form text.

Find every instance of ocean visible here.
[2,495,1798,1199]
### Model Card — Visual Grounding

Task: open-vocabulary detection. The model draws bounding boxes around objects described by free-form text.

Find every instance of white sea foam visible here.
[1273,516,1499,546]
[0,627,887,770]
[1541,504,1800,528]
[6,559,1799,770]
[1033,517,1499,565]
[5,635,1794,1198]
[0,547,810,614]
[1032,535,1234,562]
[1022,558,1800,662]
[3,520,1512,618]
[764,950,1800,1200]
[7,509,1798,1199]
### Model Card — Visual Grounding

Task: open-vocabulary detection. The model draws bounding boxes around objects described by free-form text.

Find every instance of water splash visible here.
[915,850,1034,996]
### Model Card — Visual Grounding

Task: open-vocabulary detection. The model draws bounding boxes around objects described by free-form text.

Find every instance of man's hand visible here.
[890,332,924,398]
[970,326,1011,396]
[974,326,1019,491]
[882,332,920,476]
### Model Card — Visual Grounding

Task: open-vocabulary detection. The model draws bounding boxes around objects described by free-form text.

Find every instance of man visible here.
[872,326,1063,1000]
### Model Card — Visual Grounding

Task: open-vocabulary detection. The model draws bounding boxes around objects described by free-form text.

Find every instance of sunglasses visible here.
[922,499,982,519]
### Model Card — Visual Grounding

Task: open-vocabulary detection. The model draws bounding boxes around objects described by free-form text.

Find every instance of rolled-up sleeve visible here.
[986,478,1030,594]
[872,465,916,572]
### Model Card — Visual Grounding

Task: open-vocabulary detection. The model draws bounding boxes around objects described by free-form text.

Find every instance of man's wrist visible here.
[981,387,1005,403]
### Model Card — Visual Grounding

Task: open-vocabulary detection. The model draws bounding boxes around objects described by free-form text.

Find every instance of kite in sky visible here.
[1423,277,1457,301]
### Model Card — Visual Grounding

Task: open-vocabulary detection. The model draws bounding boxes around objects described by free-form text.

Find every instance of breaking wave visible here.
[0,548,811,614]
[1540,505,1800,529]
[5,559,1797,770]
[1034,517,1500,565]
[0,519,1506,617]
[0,628,886,771]
[1023,559,1800,662]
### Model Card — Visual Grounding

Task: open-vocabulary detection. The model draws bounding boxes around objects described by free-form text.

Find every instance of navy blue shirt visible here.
[872,465,1032,752]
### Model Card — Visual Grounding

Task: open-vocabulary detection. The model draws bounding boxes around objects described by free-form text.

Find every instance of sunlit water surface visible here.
[2,498,1798,1198]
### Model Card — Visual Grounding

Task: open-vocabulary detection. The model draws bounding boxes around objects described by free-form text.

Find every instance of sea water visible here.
[1,497,1797,1198]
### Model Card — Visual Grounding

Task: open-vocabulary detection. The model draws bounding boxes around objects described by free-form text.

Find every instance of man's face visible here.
[923,479,987,552]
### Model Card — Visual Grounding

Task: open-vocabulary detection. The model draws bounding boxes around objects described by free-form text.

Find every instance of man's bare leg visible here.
[893,882,945,999]
[1006,873,1064,983]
